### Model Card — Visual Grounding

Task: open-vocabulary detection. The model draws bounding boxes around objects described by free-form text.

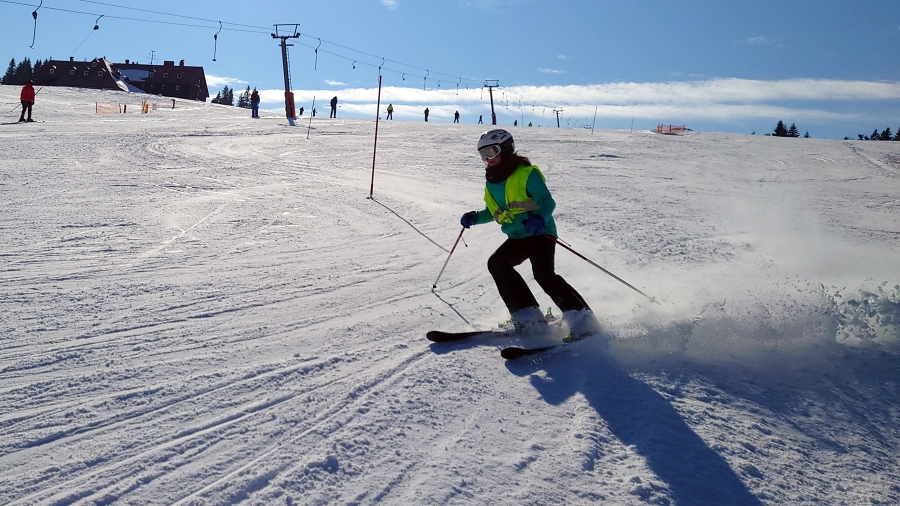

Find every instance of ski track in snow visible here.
[1,85,899,505]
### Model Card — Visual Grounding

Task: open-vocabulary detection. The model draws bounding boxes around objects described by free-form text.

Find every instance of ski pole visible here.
[432,228,466,290]
[8,87,42,113]
[546,234,659,304]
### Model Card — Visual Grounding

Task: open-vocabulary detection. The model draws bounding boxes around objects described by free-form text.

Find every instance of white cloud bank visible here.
[206,74,247,88]
[257,77,900,123]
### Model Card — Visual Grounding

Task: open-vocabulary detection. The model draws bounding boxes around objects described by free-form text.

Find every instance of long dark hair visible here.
[485,151,533,183]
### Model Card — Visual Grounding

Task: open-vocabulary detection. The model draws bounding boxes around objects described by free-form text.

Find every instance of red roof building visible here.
[32,57,210,102]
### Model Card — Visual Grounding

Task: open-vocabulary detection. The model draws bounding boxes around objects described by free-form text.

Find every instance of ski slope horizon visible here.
[1,85,899,505]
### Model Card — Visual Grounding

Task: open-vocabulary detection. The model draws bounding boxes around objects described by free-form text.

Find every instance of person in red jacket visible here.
[19,81,36,123]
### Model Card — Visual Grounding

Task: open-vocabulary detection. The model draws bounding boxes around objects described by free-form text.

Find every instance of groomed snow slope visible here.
[1,85,899,505]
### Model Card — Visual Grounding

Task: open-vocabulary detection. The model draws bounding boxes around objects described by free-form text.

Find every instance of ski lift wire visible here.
[71,14,104,56]
[5,0,488,87]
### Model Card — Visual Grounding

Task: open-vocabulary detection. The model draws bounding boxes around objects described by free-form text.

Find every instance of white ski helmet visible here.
[477,129,515,159]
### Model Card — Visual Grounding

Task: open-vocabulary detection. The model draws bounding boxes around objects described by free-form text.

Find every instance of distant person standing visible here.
[478,115,483,125]
[298,106,304,116]
[454,111,460,123]
[424,108,429,122]
[18,80,36,123]
[330,96,338,118]
[312,108,316,117]
[250,88,260,118]
[386,103,393,120]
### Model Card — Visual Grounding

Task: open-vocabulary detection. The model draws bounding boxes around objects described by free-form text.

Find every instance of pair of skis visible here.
[425,328,586,360]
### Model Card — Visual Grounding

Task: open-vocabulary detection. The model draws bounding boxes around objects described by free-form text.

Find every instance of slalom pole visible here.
[546,235,659,304]
[307,96,315,139]
[432,228,465,290]
[369,74,383,198]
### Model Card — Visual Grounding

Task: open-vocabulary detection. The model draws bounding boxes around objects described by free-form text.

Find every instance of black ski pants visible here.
[20,101,33,120]
[487,235,590,315]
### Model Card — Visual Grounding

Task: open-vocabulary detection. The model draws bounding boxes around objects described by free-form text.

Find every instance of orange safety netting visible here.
[656,124,687,135]
[95,103,122,114]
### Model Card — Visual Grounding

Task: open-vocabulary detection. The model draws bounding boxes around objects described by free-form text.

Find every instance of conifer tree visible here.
[1,58,15,84]
[787,123,799,138]
[804,131,810,138]
[880,128,892,141]
[13,57,32,84]
[895,128,900,141]
[872,129,880,140]
[211,91,222,104]
[237,86,251,108]
[773,120,788,137]
[222,85,233,106]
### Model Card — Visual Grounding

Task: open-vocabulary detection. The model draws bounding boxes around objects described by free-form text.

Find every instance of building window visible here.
[84,70,90,76]
[70,69,75,75]
[149,71,155,77]
[92,61,97,67]
[50,68,55,75]
[162,84,167,90]
[98,71,104,76]
[177,72,183,79]
[163,73,168,78]
[175,85,181,91]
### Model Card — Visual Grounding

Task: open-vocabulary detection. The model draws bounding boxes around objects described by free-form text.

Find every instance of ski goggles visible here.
[478,144,503,161]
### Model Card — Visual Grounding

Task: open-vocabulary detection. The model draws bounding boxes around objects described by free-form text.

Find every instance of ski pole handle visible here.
[432,228,465,290]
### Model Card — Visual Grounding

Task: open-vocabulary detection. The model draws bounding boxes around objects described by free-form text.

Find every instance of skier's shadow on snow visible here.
[506,345,763,506]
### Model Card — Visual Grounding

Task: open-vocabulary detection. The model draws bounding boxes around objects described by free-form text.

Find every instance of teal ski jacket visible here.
[471,164,558,239]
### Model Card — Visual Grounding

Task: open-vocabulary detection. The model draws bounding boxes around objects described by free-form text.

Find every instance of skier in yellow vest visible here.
[459,129,593,333]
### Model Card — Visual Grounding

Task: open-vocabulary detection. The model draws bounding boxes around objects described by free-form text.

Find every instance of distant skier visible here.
[454,111,460,123]
[459,129,594,334]
[478,115,483,125]
[330,96,338,118]
[424,108,429,122]
[250,88,260,118]
[386,103,393,120]
[19,81,35,123]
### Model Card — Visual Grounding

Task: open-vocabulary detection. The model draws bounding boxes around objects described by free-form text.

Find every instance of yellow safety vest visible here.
[484,165,545,224]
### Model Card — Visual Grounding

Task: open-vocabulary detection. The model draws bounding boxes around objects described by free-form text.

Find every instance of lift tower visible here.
[271,24,301,125]
[484,80,499,125]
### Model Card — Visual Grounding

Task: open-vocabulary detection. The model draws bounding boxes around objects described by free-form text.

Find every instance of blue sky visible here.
[1,0,898,138]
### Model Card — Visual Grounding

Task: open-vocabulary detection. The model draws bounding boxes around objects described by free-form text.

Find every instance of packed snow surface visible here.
[1,85,899,505]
